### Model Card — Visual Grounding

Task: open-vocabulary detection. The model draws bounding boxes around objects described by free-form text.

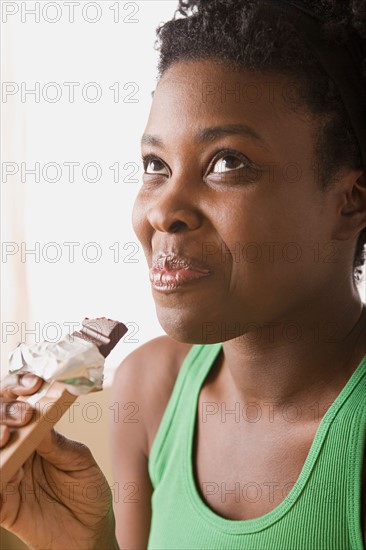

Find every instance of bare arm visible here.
[109,353,153,550]
[109,336,192,550]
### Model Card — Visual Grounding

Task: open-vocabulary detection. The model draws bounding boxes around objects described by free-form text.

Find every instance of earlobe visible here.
[332,169,366,241]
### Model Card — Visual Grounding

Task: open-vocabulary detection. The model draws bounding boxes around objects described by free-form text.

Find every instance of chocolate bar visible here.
[0,316,127,486]
[73,317,128,358]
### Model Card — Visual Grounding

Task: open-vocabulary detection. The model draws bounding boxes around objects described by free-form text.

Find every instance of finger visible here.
[36,429,94,470]
[0,400,34,426]
[0,424,10,448]
[0,467,24,504]
[8,466,24,485]
[1,373,43,398]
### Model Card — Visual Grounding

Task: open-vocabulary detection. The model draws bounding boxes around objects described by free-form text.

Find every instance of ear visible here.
[331,169,366,241]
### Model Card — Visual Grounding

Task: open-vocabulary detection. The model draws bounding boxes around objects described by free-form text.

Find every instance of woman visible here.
[1,1,365,548]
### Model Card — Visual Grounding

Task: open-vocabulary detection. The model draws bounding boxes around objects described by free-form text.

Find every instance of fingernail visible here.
[20,373,38,387]
[6,401,32,420]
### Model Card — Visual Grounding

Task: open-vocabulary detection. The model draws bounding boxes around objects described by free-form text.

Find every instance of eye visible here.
[210,150,249,174]
[142,155,169,176]
[204,148,262,185]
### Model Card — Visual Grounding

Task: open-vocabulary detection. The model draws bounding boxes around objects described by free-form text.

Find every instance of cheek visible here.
[131,193,147,242]
[222,183,324,249]
[218,192,327,286]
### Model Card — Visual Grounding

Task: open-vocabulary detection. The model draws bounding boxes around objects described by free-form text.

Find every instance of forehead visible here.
[145,59,316,155]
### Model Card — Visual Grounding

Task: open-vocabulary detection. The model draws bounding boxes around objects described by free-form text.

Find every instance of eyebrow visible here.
[141,124,269,150]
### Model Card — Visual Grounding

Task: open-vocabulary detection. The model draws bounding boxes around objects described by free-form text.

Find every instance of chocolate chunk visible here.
[73,317,128,357]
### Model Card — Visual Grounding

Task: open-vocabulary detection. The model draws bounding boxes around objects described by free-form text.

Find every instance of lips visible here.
[149,254,213,290]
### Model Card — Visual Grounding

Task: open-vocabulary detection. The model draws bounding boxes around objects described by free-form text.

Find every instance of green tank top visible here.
[147,344,366,550]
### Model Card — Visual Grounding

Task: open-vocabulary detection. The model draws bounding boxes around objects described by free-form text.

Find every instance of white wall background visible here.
[1,1,365,383]
[1,1,178,382]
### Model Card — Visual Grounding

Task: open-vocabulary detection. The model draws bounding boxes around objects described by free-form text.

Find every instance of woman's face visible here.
[132,59,342,344]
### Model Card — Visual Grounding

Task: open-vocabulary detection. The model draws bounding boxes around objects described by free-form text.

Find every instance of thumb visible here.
[36,429,94,471]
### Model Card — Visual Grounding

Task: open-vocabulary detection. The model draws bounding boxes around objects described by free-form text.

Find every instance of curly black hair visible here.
[154,0,366,285]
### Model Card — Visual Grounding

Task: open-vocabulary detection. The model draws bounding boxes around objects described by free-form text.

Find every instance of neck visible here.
[221,290,366,411]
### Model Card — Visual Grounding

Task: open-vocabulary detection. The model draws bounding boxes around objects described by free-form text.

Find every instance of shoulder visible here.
[109,336,192,549]
[111,335,193,456]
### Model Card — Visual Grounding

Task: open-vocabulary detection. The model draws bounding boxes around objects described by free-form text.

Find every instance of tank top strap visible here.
[148,343,223,489]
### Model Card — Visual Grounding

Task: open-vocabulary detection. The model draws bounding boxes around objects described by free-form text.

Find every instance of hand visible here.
[0,373,118,550]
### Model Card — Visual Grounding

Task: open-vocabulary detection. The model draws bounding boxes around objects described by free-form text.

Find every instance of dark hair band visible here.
[260,0,366,171]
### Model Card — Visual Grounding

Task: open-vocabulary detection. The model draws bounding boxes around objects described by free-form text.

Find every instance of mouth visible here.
[149,253,213,291]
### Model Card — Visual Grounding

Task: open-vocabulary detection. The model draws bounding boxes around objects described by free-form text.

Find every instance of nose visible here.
[146,180,202,233]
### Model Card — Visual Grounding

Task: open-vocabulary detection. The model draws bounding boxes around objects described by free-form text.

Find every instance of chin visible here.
[156,307,224,345]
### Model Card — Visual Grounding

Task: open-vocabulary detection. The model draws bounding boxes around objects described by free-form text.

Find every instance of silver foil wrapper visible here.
[8,334,105,400]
